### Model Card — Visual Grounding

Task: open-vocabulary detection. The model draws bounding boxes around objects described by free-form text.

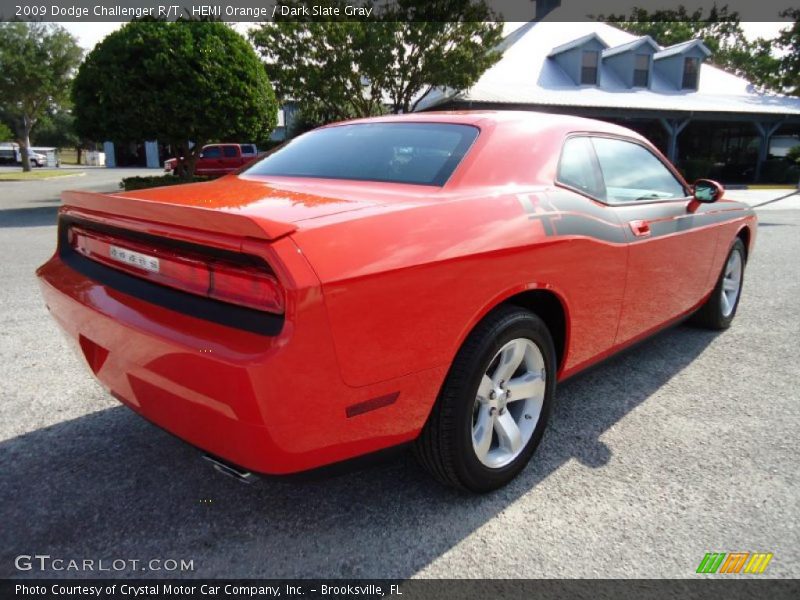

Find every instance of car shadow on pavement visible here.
[0,206,59,228]
[0,324,718,579]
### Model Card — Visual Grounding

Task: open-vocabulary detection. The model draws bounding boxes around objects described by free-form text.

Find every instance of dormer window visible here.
[633,54,650,87]
[653,39,710,91]
[548,33,608,86]
[601,36,658,89]
[682,57,699,89]
[581,51,599,85]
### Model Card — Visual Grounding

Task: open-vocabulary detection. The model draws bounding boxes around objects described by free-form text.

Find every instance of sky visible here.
[60,21,788,53]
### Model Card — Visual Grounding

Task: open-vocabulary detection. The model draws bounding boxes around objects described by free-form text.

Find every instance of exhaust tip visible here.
[202,454,258,484]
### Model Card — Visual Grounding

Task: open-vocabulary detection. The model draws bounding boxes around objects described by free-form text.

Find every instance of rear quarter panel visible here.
[292,189,628,388]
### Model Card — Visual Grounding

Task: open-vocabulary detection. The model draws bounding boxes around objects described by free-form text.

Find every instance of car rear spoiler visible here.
[60,190,297,241]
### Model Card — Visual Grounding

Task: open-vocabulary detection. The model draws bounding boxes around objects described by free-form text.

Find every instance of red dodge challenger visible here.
[37,112,755,491]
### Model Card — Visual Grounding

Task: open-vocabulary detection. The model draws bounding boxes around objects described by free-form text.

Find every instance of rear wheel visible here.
[413,306,556,492]
[690,238,746,330]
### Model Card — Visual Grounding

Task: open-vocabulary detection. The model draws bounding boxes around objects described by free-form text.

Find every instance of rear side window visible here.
[203,146,222,158]
[222,146,238,158]
[557,137,605,199]
[244,123,479,186]
[240,144,256,155]
[591,137,686,202]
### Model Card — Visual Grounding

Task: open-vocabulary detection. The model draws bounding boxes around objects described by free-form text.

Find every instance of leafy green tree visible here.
[0,23,82,171]
[73,20,278,177]
[0,121,12,142]
[774,9,800,96]
[595,5,782,91]
[31,110,93,164]
[32,111,79,148]
[787,145,800,165]
[250,0,503,124]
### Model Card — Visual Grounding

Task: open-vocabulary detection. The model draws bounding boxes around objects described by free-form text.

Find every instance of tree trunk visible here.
[20,122,32,172]
[186,144,202,179]
[174,141,191,179]
[410,86,434,113]
[76,146,83,165]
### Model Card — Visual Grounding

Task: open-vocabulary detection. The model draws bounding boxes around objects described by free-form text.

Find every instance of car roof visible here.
[327,110,639,139]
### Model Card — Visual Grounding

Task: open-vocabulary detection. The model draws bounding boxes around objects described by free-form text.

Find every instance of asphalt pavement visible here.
[0,170,798,578]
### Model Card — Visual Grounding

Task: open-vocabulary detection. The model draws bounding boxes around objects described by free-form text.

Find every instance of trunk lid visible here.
[62,175,386,241]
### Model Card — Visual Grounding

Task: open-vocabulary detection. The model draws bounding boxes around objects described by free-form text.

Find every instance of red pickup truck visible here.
[164,143,259,177]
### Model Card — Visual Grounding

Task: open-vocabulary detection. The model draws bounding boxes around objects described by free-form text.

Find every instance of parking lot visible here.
[0,169,798,578]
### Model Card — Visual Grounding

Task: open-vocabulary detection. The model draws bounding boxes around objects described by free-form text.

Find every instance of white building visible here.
[417,18,800,184]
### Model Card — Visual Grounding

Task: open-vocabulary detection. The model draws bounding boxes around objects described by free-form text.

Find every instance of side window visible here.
[557,137,604,199]
[203,146,222,158]
[222,146,238,158]
[591,137,686,202]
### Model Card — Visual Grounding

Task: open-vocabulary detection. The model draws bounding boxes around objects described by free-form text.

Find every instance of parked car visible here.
[37,112,755,491]
[27,151,48,168]
[164,143,259,176]
[0,143,46,167]
[0,146,16,164]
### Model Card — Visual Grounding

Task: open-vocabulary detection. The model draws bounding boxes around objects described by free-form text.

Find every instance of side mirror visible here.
[198,153,205,159]
[693,179,724,203]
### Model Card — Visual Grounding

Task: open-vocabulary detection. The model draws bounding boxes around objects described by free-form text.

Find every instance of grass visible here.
[58,148,79,165]
[746,184,798,190]
[0,169,83,181]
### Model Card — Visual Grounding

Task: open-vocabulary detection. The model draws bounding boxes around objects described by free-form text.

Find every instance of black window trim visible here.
[555,132,691,206]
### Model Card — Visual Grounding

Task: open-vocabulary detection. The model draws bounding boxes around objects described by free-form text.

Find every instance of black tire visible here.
[690,238,746,330]
[413,305,557,492]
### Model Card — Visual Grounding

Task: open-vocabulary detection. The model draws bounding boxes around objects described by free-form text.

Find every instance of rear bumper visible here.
[37,247,440,475]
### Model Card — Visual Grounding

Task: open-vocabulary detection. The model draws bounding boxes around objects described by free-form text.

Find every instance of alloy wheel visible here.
[721,249,743,317]
[471,338,546,469]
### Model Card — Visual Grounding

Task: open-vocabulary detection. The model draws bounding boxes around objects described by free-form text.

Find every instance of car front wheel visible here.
[414,306,556,492]
[690,238,746,330]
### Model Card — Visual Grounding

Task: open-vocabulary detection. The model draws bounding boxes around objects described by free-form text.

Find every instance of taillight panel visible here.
[68,225,284,314]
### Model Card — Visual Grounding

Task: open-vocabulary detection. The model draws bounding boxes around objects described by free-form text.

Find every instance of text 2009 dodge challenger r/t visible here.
[37,112,755,491]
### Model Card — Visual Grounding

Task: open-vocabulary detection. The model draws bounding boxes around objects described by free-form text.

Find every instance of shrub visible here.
[787,145,800,165]
[678,158,715,182]
[120,174,211,191]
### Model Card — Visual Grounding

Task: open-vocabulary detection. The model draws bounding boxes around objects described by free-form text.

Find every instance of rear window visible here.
[244,123,479,186]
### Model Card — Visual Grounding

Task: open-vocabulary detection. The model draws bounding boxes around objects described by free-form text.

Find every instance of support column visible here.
[753,121,782,183]
[659,118,690,163]
[144,140,160,169]
[103,141,115,168]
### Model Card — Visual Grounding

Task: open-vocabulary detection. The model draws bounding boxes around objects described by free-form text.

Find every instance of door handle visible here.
[629,220,651,237]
